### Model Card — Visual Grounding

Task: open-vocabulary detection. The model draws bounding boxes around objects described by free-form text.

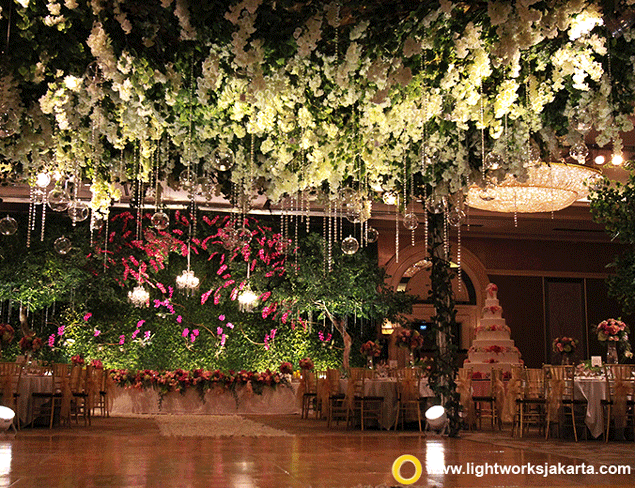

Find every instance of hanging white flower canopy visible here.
[0,0,633,215]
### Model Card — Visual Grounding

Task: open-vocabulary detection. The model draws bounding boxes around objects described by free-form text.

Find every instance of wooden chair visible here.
[545,365,587,441]
[0,362,24,431]
[602,364,635,442]
[456,367,474,430]
[70,364,92,426]
[394,368,425,431]
[31,363,72,428]
[472,368,503,430]
[512,367,546,437]
[348,368,383,430]
[326,369,347,428]
[300,370,317,419]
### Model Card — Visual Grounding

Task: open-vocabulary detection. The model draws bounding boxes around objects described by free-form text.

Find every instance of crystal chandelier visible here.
[465,162,602,213]
[176,269,200,290]
[128,285,150,307]
[176,240,199,291]
[238,283,259,313]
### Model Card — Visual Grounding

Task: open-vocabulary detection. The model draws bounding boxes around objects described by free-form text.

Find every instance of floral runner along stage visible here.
[109,369,301,415]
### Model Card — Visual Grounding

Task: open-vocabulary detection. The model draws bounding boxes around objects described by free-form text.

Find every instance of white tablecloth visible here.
[339,378,434,430]
[110,383,301,416]
[17,375,53,425]
[574,377,607,439]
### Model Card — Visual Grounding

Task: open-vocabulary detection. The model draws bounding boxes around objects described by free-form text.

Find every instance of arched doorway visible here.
[383,242,489,350]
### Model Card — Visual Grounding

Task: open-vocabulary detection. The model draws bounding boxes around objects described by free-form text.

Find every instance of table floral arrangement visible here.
[552,337,578,364]
[360,340,382,357]
[393,328,424,351]
[19,334,43,354]
[278,361,293,375]
[299,358,314,371]
[71,354,85,366]
[575,360,603,377]
[0,323,15,345]
[594,318,633,363]
[90,359,104,369]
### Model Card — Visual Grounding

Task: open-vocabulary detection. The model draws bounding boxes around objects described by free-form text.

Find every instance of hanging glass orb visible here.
[341,236,360,255]
[0,107,18,138]
[569,141,589,162]
[425,194,447,214]
[403,213,419,230]
[194,176,214,196]
[68,200,90,222]
[211,148,235,172]
[179,169,196,190]
[91,217,105,232]
[0,216,18,236]
[366,227,379,244]
[571,108,592,134]
[382,191,398,205]
[47,188,71,212]
[235,227,252,246]
[448,208,466,227]
[344,196,372,224]
[35,172,51,188]
[32,189,46,205]
[522,144,541,167]
[484,152,503,170]
[220,227,239,250]
[151,211,169,230]
[128,285,150,308]
[54,236,72,255]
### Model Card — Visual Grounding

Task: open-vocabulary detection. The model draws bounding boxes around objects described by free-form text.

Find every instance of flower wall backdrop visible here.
[1,0,633,211]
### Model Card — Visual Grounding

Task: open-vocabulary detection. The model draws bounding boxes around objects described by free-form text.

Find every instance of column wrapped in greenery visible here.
[425,213,461,437]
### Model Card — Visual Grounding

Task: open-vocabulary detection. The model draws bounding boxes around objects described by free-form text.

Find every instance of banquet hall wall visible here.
[375,225,632,370]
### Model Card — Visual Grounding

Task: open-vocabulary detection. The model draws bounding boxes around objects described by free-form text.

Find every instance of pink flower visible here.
[190,334,196,343]
[132,330,139,339]
[144,330,151,339]
[192,329,199,336]
[220,334,227,346]
[93,329,101,337]
[57,325,65,336]
[137,320,145,328]
[217,327,223,335]
[177,315,182,323]
[119,335,125,345]
[48,334,55,347]
[83,313,92,321]
[182,328,189,338]
[227,322,234,329]
[219,315,225,321]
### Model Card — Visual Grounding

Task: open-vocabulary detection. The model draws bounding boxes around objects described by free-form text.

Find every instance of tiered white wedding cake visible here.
[465,283,522,374]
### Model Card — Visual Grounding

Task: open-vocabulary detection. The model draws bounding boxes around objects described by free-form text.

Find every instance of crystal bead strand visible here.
[395,194,399,264]
[27,184,35,248]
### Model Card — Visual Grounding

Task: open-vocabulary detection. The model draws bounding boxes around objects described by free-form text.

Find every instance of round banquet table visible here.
[339,377,434,430]
[574,377,607,439]
[17,374,53,426]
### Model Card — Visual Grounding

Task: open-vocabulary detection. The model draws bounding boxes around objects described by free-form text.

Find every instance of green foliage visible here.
[590,165,635,315]
[0,209,413,372]
[426,213,461,438]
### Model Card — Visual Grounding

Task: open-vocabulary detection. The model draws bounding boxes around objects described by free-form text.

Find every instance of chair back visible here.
[0,362,23,405]
[603,364,635,404]
[524,368,546,399]
[301,370,317,394]
[546,365,575,401]
[396,368,421,402]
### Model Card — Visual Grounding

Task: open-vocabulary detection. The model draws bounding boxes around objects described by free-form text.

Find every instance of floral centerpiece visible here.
[71,354,85,366]
[552,337,578,364]
[278,362,293,375]
[393,328,424,351]
[90,359,104,369]
[360,340,381,357]
[19,335,43,354]
[299,358,314,370]
[0,323,15,345]
[594,318,633,363]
